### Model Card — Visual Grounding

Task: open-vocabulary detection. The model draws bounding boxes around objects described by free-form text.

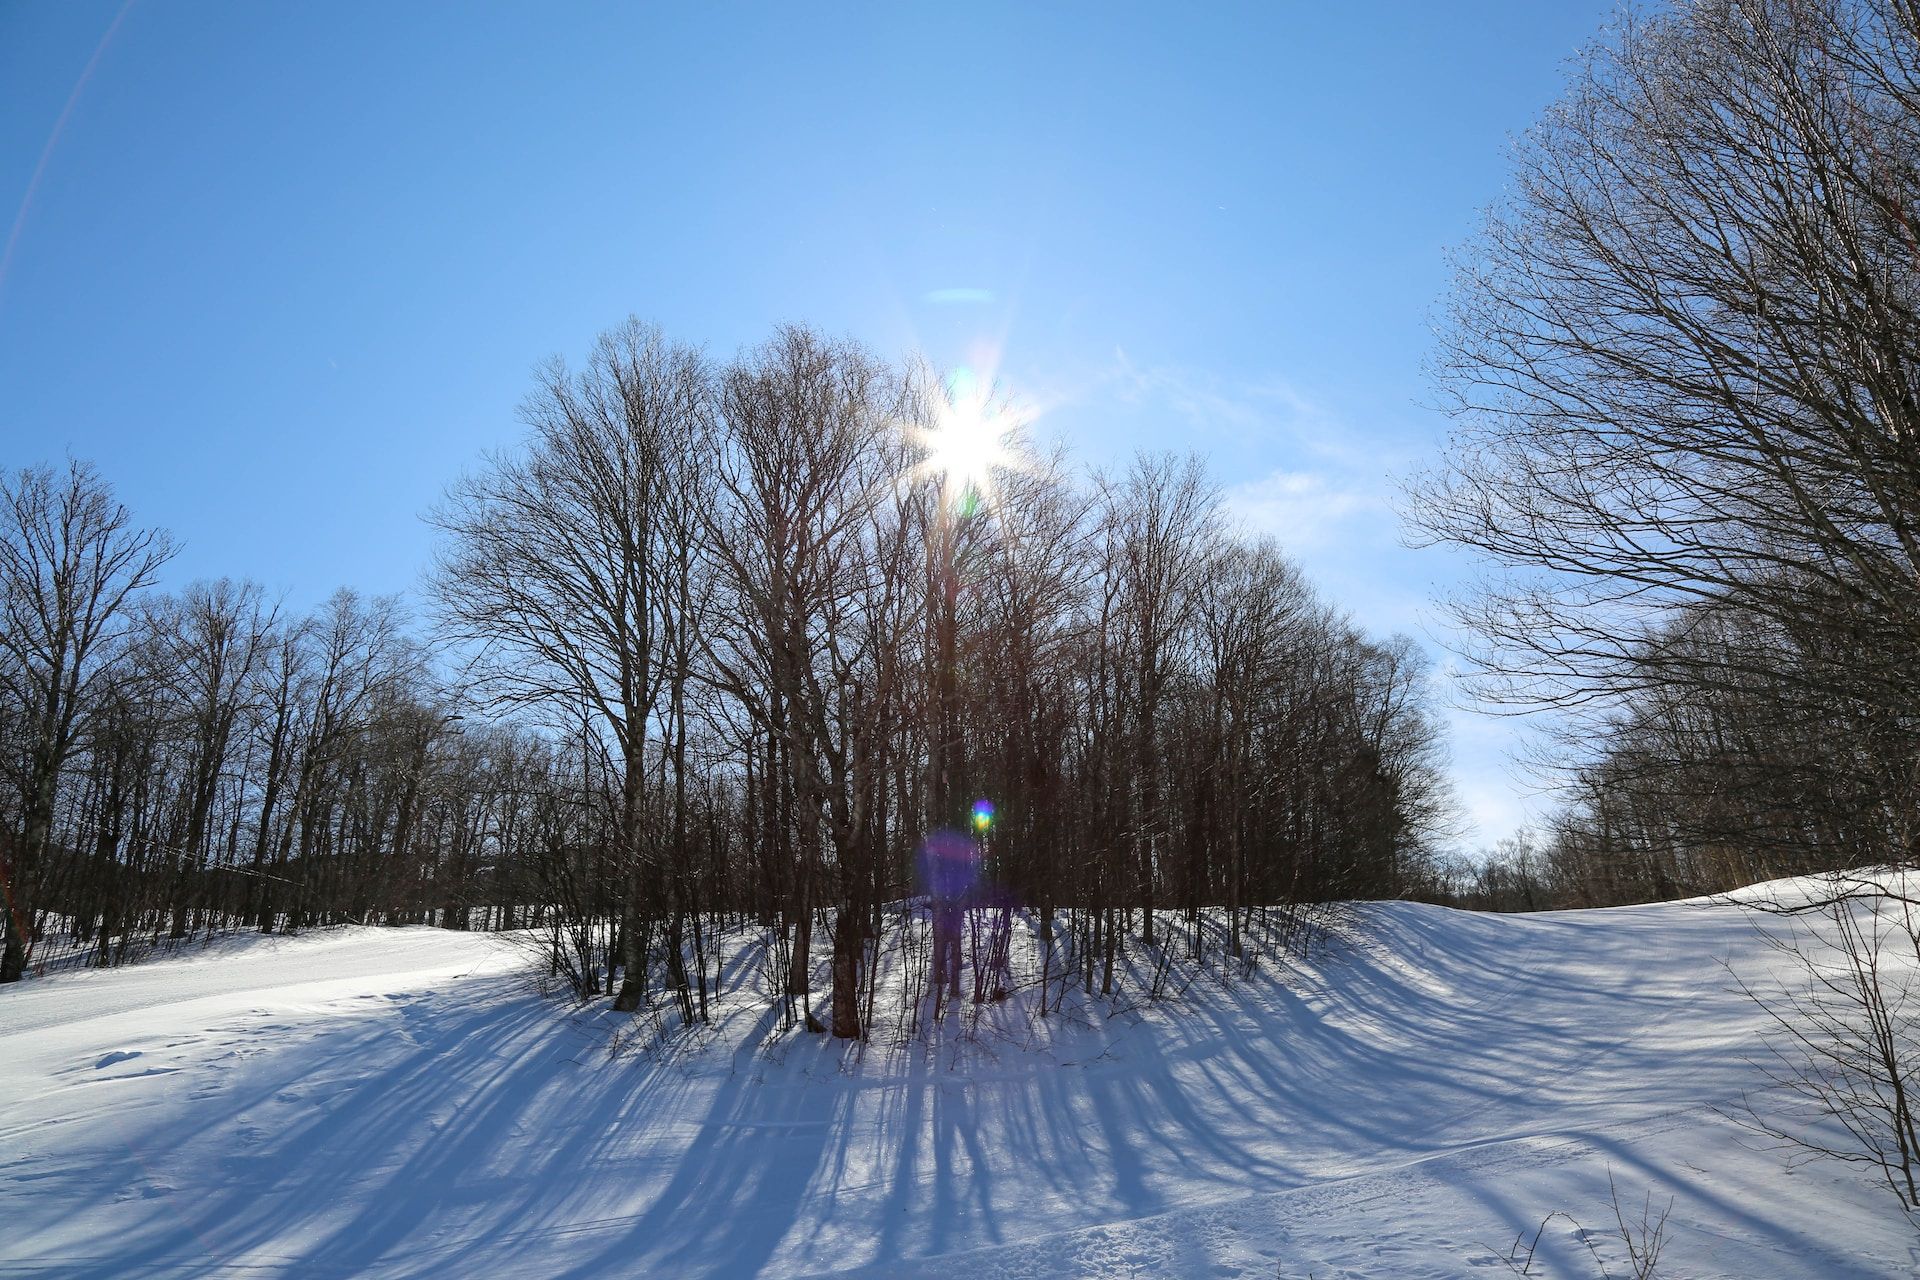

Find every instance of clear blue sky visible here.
[1,1,1617,848]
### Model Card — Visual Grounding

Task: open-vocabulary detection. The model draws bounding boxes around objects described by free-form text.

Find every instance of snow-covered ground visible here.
[2,894,1915,1278]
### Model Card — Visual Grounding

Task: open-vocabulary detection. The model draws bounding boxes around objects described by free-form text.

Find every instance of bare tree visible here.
[145,579,276,938]
[429,318,710,1012]
[1406,0,1920,803]
[1735,875,1920,1215]
[704,325,901,1037]
[1194,540,1309,956]
[1104,453,1217,946]
[0,460,173,982]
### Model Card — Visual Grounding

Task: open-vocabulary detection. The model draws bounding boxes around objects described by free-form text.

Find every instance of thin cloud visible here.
[1224,467,1387,554]
[1106,351,1410,470]
[923,287,996,305]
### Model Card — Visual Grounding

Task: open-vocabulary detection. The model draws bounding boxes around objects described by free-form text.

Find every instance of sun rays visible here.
[908,365,1027,512]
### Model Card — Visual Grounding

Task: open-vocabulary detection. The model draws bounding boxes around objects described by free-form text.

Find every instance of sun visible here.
[910,368,1024,509]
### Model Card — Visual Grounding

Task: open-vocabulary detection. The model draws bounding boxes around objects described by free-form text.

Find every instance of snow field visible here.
[2,892,1916,1277]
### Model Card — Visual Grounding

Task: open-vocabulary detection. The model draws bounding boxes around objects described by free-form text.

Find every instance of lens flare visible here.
[919,828,980,902]
[971,798,995,832]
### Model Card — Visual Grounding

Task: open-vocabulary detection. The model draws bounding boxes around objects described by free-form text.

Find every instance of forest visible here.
[1409,0,1920,923]
[0,326,1454,1037]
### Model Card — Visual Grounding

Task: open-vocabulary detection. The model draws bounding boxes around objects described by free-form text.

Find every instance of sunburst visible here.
[910,367,1025,511]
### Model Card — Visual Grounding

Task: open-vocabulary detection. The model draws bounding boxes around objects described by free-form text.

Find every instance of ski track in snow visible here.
[2,896,1916,1279]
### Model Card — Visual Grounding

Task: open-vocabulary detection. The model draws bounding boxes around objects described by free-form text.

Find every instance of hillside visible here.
[1,893,1913,1278]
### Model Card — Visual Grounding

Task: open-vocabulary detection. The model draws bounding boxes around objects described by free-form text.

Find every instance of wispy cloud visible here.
[1223,467,1387,554]
[923,287,996,305]
[1104,351,1414,470]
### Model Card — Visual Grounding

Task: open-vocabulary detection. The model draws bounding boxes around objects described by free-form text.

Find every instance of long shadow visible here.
[4,899,1794,1278]
[21,977,596,1278]
[545,1003,850,1279]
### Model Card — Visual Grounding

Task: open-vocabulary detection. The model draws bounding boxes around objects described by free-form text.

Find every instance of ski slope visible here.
[2,895,1915,1278]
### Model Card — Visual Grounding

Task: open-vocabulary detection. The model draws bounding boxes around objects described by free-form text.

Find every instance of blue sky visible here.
[0,1,1616,849]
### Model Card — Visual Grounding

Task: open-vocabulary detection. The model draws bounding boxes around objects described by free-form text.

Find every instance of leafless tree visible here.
[144,579,276,938]
[0,460,173,982]
[703,325,902,1037]
[1732,874,1920,1215]
[429,318,710,1012]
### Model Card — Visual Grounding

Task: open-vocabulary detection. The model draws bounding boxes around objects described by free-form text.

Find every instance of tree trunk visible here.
[830,906,861,1039]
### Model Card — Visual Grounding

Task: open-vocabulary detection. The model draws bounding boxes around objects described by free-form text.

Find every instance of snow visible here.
[2,895,1916,1278]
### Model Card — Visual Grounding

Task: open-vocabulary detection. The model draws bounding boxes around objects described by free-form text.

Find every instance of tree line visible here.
[1409,0,1920,914]
[1,325,1455,1040]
